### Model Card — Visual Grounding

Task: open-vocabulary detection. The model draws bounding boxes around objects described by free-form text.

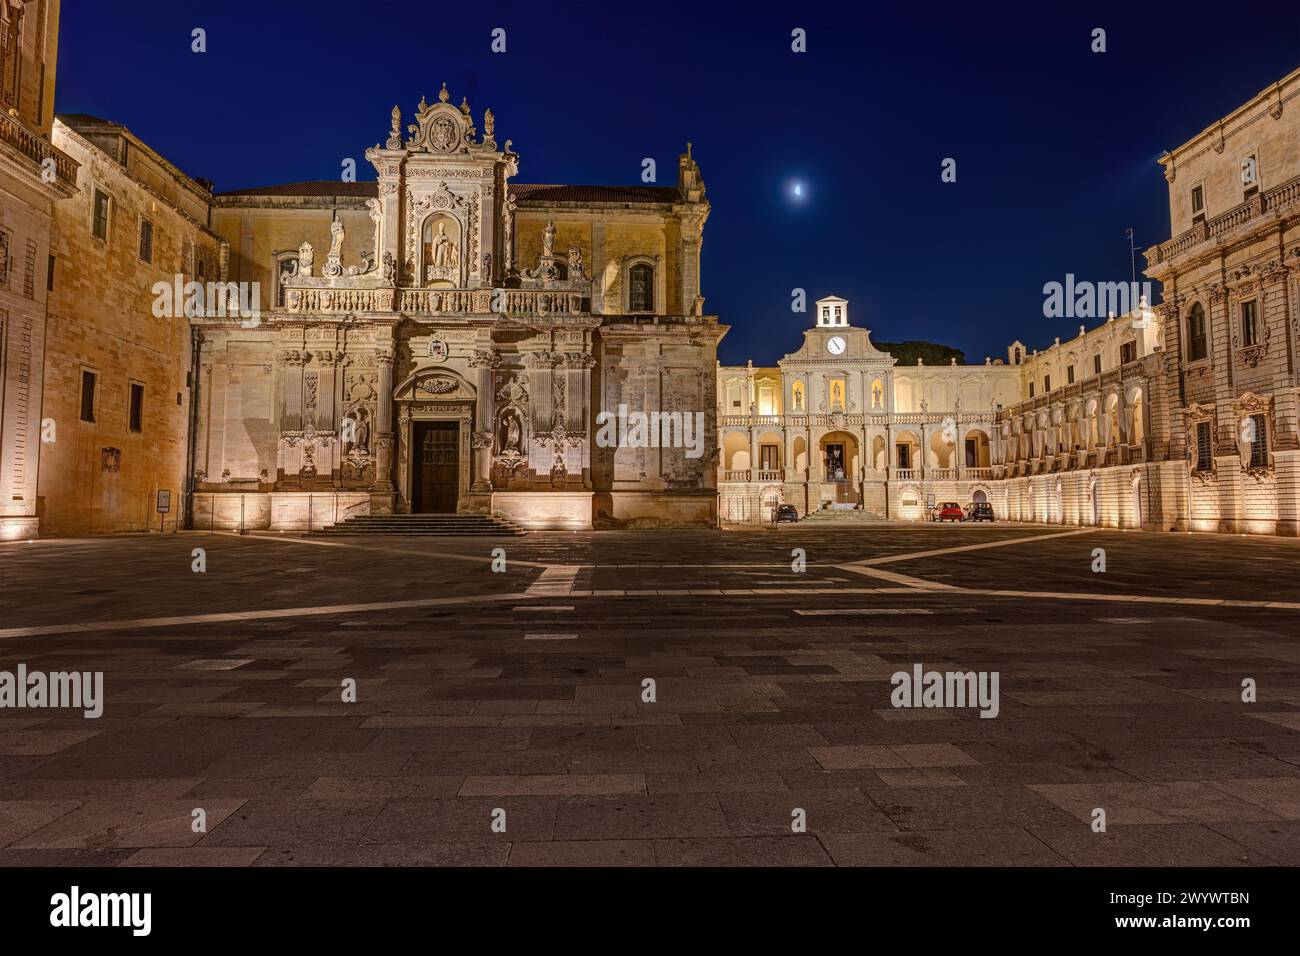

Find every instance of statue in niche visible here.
[432,222,459,267]
[830,381,845,409]
[872,382,883,409]
[505,412,522,452]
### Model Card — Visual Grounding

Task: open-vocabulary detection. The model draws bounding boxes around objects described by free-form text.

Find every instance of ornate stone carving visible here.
[322,219,345,278]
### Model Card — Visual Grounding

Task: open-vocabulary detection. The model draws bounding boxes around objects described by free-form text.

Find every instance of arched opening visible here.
[972,488,988,504]
[1126,386,1146,449]
[421,214,462,286]
[963,428,991,469]
[793,435,808,475]
[819,430,860,506]
[930,429,955,470]
[1053,479,1064,524]
[760,487,782,524]
[723,432,750,476]
[756,431,783,478]
[894,430,920,474]
[1131,475,1143,528]
[1089,481,1100,526]
[871,435,887,472]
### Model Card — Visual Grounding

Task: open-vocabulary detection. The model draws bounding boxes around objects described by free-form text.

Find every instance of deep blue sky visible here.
[58,1,1299,365]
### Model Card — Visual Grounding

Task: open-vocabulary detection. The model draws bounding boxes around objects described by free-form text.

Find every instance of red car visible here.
[936,502,965,522]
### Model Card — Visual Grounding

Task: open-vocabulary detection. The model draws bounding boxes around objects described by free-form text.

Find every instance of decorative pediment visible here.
[393,368,476,402]
[399,83,498,156]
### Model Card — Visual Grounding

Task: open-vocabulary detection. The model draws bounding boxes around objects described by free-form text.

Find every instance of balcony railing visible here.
[722,469,751,482]
[0,111,77,187]
[755,470,782,481]
[1148,174,1300,266]
[283,286,587,317]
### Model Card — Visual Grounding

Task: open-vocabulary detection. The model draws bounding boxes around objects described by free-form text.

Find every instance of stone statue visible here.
[504,411,522,452]
[299,241,314,276]
[872,383,883,408]
[355,413,370,454]
[484,108,494,137]
[542,221,556,258]
[567,244,583,276]
[328,219,344,258]
[432,222,459,267]
[388,106,402,148]
[382,251,396,285]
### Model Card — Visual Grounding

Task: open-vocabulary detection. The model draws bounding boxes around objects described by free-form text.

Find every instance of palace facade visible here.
[717,295,1177,527]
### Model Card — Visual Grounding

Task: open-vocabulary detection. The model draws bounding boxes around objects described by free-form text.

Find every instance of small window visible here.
[1093,353,1102,375]
[46,254,55,292]
[138,218,153,263]
[1241,300,1258,347]
[1194,420,1212,472]
[1187,302,1207,361]
[276,256,299,308]
[1043,375,1051,393]
[92,188,110,241]
[628,263,653,312]
[129,383,144,432]
[1067,365,1075,385]
[1121,341,1137,364]
[1013,348,1022,365]
[1191,185,1205,222]
[834,305,843,324]
[1028,382,1035,398]
[79,370,97,423]
[197,257,206,281]
[896,444,911,470]
[1248,414,1268,468]
[1241,154,1259,197]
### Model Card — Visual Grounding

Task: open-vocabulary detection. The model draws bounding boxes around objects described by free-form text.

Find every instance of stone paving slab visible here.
[1,527,1298,865]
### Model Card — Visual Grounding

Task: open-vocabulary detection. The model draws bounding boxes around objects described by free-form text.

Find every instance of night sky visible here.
[58,1,1299,366]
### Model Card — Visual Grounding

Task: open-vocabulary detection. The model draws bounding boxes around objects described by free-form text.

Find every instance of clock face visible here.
[826,336,846,355]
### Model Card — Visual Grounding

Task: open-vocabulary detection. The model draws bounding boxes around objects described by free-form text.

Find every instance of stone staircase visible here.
[310,513,526,536]
[798,508,891,524]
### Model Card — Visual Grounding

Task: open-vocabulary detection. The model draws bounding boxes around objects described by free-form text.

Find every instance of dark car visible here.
[966,502,995,522]
[937,502,965,522]
[775,504,799,523]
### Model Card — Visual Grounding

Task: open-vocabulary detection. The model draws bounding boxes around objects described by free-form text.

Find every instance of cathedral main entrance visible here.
[412,420,460,513]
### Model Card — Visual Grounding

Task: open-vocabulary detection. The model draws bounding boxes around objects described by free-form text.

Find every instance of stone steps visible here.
[310,514,526,536]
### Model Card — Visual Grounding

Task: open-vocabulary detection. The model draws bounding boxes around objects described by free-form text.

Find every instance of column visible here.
[371,345,395,493]
[469,348,498,492]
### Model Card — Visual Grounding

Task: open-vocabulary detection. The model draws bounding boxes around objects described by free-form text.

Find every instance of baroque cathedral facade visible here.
[193,84,721,531]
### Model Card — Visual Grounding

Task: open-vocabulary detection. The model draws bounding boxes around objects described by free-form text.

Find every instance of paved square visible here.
[1,525,1298,866]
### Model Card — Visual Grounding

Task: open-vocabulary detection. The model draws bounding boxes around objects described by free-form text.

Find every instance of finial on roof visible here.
[438,83,449,103]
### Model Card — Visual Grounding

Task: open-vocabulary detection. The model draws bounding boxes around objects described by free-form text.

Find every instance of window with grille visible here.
[1241,300,1258,347]
[1120,341,1137,364]
[138,219,154,263]
[92,189,110,241]
[1194,421,1212,472]
[1249,414,1268,468]
[628,263,653,312]
[1187,302,1207,361]
[80,370,97,423]
[129,383,145,432]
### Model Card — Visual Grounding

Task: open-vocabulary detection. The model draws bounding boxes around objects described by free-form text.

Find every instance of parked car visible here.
[965,502,995,522]
[937,502,965,522]
[775,504,799,523]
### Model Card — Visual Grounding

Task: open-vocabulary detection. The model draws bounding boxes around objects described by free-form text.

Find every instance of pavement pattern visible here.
[1,523,1298,867]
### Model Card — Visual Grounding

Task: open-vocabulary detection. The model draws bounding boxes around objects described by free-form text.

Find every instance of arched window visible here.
[1186,303,1207,361]
[629,263,654,312]
[275,255,299,308]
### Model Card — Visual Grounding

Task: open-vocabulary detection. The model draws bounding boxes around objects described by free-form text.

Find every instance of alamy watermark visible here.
[594,404,706,459]
[891,663,999,718]
[1042,275,1153,321]
[0,665,103,718]
[152,275,263,328]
